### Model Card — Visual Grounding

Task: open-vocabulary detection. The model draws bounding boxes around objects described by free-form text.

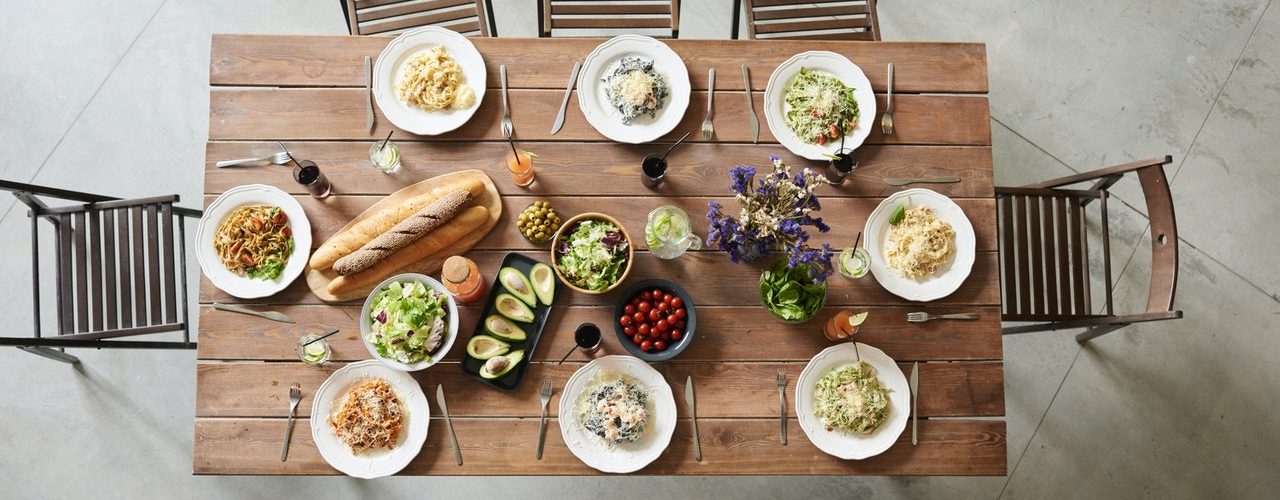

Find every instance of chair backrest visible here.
[346,0,493,36]
[744,0,879,40]
[39,196,190,339]
[540,0,680,38]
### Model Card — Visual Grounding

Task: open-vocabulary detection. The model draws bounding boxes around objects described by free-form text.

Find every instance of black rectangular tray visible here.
[459,252,555,391]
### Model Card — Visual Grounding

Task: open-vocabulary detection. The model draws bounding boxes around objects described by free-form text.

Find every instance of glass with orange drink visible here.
[505,147,537,187]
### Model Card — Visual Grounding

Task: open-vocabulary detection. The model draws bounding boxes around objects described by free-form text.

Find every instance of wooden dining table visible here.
[195,34,1004,476]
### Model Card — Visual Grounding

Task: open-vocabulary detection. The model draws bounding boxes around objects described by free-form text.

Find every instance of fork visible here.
[881,63,894,135]
[701,68,715,140]
[906,312,981,322]
[500,64,513,141]
[775,371,788,445]
[536,377,553,460]
[280,382,301,461]
[217,151,291,168]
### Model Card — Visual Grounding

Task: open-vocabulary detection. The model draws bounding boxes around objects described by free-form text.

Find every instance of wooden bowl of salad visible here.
[550,212,634,295]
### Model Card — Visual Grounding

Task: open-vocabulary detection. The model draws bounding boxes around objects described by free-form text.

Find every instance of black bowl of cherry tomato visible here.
[612,278,696,362]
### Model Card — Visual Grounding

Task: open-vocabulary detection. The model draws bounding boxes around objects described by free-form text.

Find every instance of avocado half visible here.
[494,293,535,324]
[499,267,537,307]
[465,334,511,360]
[479,350,525,379]
[484,314,528,342]
[530,262,555,306]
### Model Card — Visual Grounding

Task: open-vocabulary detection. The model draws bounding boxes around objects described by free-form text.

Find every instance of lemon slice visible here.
[847,311,869,327]
[303,342,326,359]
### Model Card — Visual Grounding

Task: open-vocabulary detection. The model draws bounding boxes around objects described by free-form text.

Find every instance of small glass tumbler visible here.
[369,140,401,173]
[293,159,332,199]
[641,154,667,189]
[574,323,602,356]
[824,148,858,184]
[297,334,331,365]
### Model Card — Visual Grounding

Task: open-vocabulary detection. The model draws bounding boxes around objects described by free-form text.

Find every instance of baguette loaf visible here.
[332,190,470,276]
[308,177,485,270]
[326,206,489,296]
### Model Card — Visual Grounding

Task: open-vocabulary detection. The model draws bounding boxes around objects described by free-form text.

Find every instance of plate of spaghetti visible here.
[863,188,975,302]
[311,360,429,478]
[196,184,311,299]
[374,26,486,136]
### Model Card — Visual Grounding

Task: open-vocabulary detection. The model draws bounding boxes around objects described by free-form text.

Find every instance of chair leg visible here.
[1075,324,1127,343]
[18,346,81,364]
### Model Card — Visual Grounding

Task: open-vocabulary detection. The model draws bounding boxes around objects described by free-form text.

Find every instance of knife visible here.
[550,60,581,135]
[364,56,374,135]
[436,384,463,465]
[685,376,702,461]
[742,64,759,144]
[883,176,962,186]
[213,302,295,324]
[910,362,919,446]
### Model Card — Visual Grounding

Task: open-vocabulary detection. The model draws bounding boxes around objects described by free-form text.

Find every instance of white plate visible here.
[764,51,876,160]
[577,35,691,144]
[359,273,459,372]
[559,355,677,473]
[373,26,486,136]
[310,360,429,479]
[863,188,976,302]
[796,343,910,460]
[195,184,311,299]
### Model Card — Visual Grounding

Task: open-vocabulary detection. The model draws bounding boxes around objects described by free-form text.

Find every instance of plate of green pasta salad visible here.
[764,51,876,160]
[795,342,910,460]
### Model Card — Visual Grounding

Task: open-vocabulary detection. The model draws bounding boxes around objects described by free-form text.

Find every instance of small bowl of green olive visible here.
[516,201,561,243]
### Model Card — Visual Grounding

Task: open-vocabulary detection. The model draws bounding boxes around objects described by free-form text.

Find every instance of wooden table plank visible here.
[194,418,1006,475]
[199,251,1003,306]
[205,142,995,198]
[209,88,991,146]
[211,35,989,93]
[196,361,1003,419]
[196,304,1003,362]
[202,195,1000,253]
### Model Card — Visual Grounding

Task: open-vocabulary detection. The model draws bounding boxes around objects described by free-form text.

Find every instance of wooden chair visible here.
[343,0,496,36]
[997,156,1183,342]
[539,0,680,38]
[734,0,880,40]
[0,180,202,364]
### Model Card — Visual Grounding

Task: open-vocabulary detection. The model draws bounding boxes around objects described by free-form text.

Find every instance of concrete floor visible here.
[1,0,1278,498]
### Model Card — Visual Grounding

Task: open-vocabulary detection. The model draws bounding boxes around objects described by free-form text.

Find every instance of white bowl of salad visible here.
[359,273,459,371]
[551,213,634,295]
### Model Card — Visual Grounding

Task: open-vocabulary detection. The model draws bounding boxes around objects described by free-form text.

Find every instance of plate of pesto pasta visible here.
[796,343,910,460]
[373,26,486,136]
[196,184,311,299]
[559,355,677,473]
[577,35,690,144]
[764,51,876,160]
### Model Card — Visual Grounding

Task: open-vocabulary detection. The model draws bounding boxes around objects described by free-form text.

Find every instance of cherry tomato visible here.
[671,297,683,308]
[662,293,673,302]
[282,226,292,238]
[623,326,636,336]
[666,314,678,325]
[638,301,651,313]
[640,340,653,352]
[676,320,686,329]
[632,312,645,323]
[624,304,636,315]
[637,323,651,335]
[648,309,661,321]
[651,288,664,298]
[676,308,687,319]
[654,340,667,351]
[641,291,652,301]
[656,319,669,332]
[670,331,683,341]
[632,334,643,345]
[620,315,633,327]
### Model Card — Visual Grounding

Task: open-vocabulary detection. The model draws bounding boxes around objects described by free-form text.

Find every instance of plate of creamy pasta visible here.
[863,188,975,302]
[196,184,311,299]
[559,355,676,473]
[373,26,486,136]
[578,35,690,144]
[311,360,429,478]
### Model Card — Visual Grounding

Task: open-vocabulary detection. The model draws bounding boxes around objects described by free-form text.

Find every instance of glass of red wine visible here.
[280,142,331,199]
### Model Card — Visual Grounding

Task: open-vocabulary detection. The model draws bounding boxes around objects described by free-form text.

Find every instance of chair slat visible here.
[57,214,73,334]
[147,204,162,325]
[117,207,133,328]
[756,30,875,41]
[362,14,479,34]
[1014,196,1031,316]
[89,210,104,332]
[356,0,475,22]
[73,212,88,333]
[162,204,177,324]
[754,18,871,35]
[1067,201,1087,315]
[553,17,672,29]
[132,206,147,326]
[999,196,1016,316]
[103,209,118,330]
[1042,197,1059,316]
[553,3,669,15]
[751,4,869,21]
[1027,196,1044,316]
[1076,199,1090,314]
[1054,197,1070,315]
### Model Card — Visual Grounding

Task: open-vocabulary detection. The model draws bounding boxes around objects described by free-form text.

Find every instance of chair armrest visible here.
[1026,155,1172,189]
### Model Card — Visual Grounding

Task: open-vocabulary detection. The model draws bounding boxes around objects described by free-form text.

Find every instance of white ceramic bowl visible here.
[577,35,691,144]
[359,273,459,371]
[373,26,487,136]
[764,50,876,160]
[310,360,429,478]
[195,184,311,299]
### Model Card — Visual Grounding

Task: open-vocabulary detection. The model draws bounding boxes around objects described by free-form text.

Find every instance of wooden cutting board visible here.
[305,169,501,303]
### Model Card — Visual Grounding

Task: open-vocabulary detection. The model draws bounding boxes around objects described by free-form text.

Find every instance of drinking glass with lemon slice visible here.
[824,310,868,342]
[297,334,332,365]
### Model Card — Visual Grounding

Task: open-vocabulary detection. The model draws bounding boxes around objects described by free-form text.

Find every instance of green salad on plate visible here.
[367,280,449,364]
